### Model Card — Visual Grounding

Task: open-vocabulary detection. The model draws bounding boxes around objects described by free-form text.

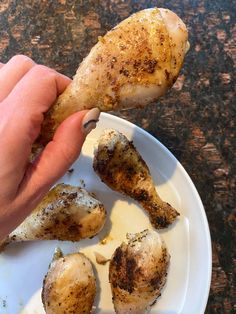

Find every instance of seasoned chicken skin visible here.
[109,230,170,314]
[42,248,96,314]
[1,183,106,249]
[37,8,189,146]
[93,129,179,229]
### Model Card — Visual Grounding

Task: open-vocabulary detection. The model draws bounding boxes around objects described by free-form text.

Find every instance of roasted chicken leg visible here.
[93,129,179,229]
[42,248,96,314]
[109,229,170,313]
[0,183,106,249]
[37,8,189,146]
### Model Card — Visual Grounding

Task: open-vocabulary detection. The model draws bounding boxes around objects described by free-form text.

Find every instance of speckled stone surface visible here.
[0,0,235,313]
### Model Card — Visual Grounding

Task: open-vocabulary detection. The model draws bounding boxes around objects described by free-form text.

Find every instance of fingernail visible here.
[82,108,100,134]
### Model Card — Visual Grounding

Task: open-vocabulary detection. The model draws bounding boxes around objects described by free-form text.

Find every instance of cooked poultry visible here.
[93,129,179,229]
[42,248,96,314]
[109,229,170,314]
[37,8,189,146]
[0,183,106,249]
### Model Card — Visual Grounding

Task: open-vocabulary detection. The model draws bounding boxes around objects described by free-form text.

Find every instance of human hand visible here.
[0,55,100,240]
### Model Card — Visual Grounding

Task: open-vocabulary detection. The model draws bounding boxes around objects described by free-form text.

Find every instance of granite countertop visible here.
[0,0,235,313]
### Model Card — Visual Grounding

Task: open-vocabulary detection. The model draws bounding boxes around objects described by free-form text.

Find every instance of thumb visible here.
[22,108,100,197]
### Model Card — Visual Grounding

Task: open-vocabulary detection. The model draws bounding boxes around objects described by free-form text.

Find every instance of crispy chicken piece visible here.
[37,8,189,146]
[42,248,96,314]
[0,183,106,249]
[109,229,170,313]
[93,129,179,229]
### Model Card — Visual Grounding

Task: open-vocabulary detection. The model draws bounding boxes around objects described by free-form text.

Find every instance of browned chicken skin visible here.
[109,229,170,313]
[93,129,179,229]
[36,8,189,146]
[0,183,106,250]
[42,248,96,314]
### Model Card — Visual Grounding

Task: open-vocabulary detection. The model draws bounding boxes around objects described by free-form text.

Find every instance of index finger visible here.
[7,64,71,106]
[4,64,71,118]
[1,65,71,165]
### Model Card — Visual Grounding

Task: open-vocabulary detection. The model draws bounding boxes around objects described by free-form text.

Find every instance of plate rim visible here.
[0,112,212,314]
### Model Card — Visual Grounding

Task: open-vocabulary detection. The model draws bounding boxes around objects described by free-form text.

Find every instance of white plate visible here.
[0,113,211,314]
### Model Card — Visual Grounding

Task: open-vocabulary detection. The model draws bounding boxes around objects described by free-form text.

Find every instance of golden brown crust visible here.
[42,252,96,314]
[36,8,188,146]
[93,129,179,229]
[4,184,106,247]
[109,230,170,313]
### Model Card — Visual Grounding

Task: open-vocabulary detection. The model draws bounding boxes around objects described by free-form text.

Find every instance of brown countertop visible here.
[0,1,235,313]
